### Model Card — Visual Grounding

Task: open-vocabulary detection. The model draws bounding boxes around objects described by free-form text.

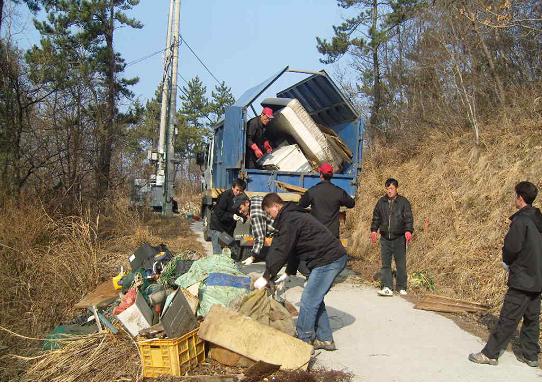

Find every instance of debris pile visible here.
[13,242,325,381]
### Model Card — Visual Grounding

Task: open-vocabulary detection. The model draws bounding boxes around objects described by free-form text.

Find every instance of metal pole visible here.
[163,0,181,215]
[157,0,175,181]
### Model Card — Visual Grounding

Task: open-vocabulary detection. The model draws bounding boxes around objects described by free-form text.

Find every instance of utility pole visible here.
[159,0,181,215]
[157,0,175,185]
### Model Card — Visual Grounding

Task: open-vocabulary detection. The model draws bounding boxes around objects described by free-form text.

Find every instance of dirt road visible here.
[190,222,542,381]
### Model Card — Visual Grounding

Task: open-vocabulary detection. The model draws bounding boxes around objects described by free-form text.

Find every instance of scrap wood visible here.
[414,301,468,314]
[274,181,307,194]
[422,294,490,309]
[243,360,281,382]
[74,280,120,309]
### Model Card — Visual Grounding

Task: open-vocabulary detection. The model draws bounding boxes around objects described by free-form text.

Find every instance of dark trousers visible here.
[482,288,541,361]
[380,236,407,290]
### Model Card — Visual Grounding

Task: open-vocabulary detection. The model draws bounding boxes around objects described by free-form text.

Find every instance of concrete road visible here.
[190,221,542,381]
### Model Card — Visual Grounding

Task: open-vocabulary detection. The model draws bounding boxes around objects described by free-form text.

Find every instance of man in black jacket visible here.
[209,178,246,254]
[253,193,348,351]
[469,181,542,367]
[370,178,414,296]
[246,107,274,169]
[299,162,355,238]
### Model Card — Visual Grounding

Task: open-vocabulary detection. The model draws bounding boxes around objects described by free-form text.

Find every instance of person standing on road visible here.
[298,162,355,238]
[469,181,542,367]
[253,193,348,351]
[209,178,247,254]
[232,194,277,265]
[370,178,414,297]
[246,107,274,169]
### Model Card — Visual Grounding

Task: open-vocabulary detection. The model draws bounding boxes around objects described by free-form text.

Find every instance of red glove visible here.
[370,231,378,245]
[405,231,412,243]
[263,140,273,154]
[250,143,263,159]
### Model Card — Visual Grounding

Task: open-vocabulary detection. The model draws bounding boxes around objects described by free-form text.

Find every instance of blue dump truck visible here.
[197,66,364,246]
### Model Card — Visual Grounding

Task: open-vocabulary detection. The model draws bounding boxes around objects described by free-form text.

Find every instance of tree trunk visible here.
[370,0,382,129]
[473,23,506,106]
[96,2,116,203]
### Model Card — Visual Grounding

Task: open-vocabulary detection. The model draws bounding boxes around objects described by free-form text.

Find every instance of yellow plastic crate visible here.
[138,327,205,378]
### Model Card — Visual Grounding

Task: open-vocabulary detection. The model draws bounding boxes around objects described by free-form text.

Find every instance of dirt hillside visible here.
[346,123,542,310]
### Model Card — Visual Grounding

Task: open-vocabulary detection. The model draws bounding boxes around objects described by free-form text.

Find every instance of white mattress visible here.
[269,99,346,172]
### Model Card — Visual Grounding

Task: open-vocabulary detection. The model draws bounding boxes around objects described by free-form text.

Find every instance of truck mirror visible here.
[195,151,205,166]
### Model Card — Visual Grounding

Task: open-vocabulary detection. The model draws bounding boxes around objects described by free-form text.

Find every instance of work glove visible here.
[370,231,378,245]
[250,143,264,159]
[263,140,273,154]
[274,273,289,284]
[254,276,268,289]
[233,214,245,223]
[242,256,255,265]
[405,231,412,244]
[502,262,510,272]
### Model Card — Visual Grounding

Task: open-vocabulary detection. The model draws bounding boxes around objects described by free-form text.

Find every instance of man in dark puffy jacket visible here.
[209,179,246,254]
[253,193,347,351]
[370,178,414,296]
[469,181,542,368]
[299,162,355,238]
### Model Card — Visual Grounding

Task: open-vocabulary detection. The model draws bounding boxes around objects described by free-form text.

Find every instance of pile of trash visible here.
[42,243,313,380]
[259,97,353,173]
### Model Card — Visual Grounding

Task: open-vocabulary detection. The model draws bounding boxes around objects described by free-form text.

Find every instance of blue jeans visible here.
[296,254,348,343]
[209,229,222,254]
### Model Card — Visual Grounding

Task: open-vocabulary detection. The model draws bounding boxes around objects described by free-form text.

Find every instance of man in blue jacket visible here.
[469,181,542,367]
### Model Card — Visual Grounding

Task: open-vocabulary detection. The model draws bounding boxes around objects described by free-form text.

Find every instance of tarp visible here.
[175,252,250,317]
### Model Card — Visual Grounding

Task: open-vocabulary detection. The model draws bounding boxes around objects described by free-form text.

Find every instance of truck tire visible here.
[202,207,212,242]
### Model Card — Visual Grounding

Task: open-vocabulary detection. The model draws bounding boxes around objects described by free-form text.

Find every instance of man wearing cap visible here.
[246,107,274,169]
[299,163,355,238]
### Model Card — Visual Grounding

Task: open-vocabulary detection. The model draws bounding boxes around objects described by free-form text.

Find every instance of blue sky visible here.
[13,0,355,107]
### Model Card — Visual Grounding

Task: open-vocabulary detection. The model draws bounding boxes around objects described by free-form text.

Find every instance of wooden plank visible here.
[414,302,468,314]
[275,181,307,194]
[75,280,120,309]
[198,305,313,370]
[417,300,486,312]
[422,294,490,309]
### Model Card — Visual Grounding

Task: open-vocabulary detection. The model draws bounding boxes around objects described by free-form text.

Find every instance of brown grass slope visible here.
[0,195,203,381]
[347,124,542,310]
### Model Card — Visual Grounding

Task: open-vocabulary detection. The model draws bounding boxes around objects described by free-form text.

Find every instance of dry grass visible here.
[347,123,542,312]
[0,195,204,380]
[13,331,140,382]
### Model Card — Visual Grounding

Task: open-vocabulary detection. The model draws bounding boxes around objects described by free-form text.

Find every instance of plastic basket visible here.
[138,327,205,378]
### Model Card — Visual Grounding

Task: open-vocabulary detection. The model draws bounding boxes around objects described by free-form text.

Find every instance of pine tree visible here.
[209,81,235,125]
[316,0,425,130]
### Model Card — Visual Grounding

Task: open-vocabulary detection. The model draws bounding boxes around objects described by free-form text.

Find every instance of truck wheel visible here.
[202,208,211,242]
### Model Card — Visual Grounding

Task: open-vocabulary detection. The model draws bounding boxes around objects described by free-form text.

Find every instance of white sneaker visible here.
[399,290,407,296]
[242,256,255,266]
[377,287,393,296]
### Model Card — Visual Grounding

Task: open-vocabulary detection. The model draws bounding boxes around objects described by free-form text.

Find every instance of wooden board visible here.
[198,305,313,370]
[414,302,468,314]
[75,280,120,309]
[422,294,490,309]
[274,181,307,194]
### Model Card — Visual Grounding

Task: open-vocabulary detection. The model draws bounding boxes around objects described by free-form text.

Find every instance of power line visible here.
[125,35,223,86]
[180,37,222,85]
